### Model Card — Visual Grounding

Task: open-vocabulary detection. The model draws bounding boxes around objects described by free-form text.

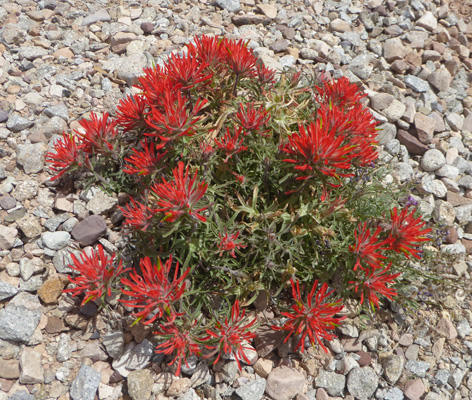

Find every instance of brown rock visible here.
[45,316,68,334]
[447,191,472,207]
[111,32,137,47]
[403,378,425,400]
[166,377,191,397]
[432,338,445,358]
[397,130,428,155]
[257,3,277,19]
[445,227,459,244]
[428,67,452,92]
[19,348,43,384]
[461,239,472,255]
[140,22,154,34]
[276,25,295,40]
[71,215,107,246]
[370,93,394,111]
[391,59,409,73]
[53,48,74,59]
[383,38,408,62]
[330,19,351,33]
[405,51,422,67]
[414,113,435,144]
[266,366,305,400]
[437,317,458,340]
[254,324,285,357]
[38,274,69,304]
[0,360,20,379]
[269,39,290,53]
[356,350,372,366]
[232,14,271,26]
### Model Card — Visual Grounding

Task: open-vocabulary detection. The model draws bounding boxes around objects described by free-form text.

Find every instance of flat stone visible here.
[428,67,452,92]
[266,366,305,400]
[0,359,20,379]
[0,281,19,301]
[404,75,429,93]
[70,365,101,400]
[41,231,71,250]
[383,38,408,62]
[127,369,153,400]
[416,11,437,31]
[86,189,117,215]
[38,274,68,304]
[269,39,290,53]
[403,378,425,400]
[235,379,266,400]
[371,93,394,111]
[347,367,378,399]
[257,3,277,19]
[437,317,458,340]
[112,340,154,378]
[405,360,430,377]
[71,214,108,246]
[414,113,435,144]
[0,225,18,250]
[315,370,345,397]
[16,143,47,174]
[6,391,34,400]
[383,99,406,122]
[57,333,73,362]
[19,348,43,384]
[18,46,49,61]
[82,9,111,26]
[397,130,428,155]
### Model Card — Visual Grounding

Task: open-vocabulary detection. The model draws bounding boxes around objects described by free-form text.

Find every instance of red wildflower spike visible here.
[255,59,276,85]
[45,132,85,181]
[349,263,400,309]
[234,102,270,134]
[121,255,190,325]
[350,222,393,271]
[187,35,226,68]
[123,139,167,176]
[151,162,208,222]
[218,230,247,258]
[315,76,367,109]
[281,121,356,181]
[204,300,257,370]
[165,52,213,90]
[78,112,118,155]
[388,207,432,259]
[214,126,248,163]
[223,39,257,78]
[145,90,207,142]
[119,197,157,231]
[137,65,170,105]
[273,279,345,353]
[116,94,148,132]
[64,244,130,306]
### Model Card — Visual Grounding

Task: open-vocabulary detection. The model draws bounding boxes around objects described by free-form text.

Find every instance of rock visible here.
[0,196,16,210]
[41,231,71,250]
[0,225,18,249]
[38,275,68,303]
[383,38,408,62]
[421,149,446,171]
[70,214,107,246]
[437,317,458,340]
[383,100,406,122]
[57,333,73,362]
[404,360,430,377]
[215,0,240,12]
[19,348,43,384]
[384,387,404,400]
[80,341,108,362]
[383,355,404,384]
[18,47,49,61]
[414,113,435,144]
[265,366,305,400]
[448,368,466,389]
[235,379,266,400]
[7,391,35,400]
[167,378,191,397]
[456,318,472,338]
[111,32,137,48]
[103,331,125,359]
[315,370,346,397]
[127,370,153,400]
[416,11,437,31]
[257,4,277,19]
[86,189,117,215]
[269,40,290,53]
[349,54,374,80]
[397,130,428,156]
[190,362,211,388]
[347,367,378,399]
[404,75,429,93]
[101,53,149,86]
[0,281,19,301]
[403,378,424,400]
[0,110,9,122]
[112,340,154,377]
[253,358,273,378]
[0,359,20,379]
[16,143,47,174]
[446,113,464,131]
[6,114,34,133]
[433,201,455,227]
[428,67,452,92]
[330,19,351,33]
[0,292,41,343]
[70,365,101,400]
[82,9,111,26]
[371,93,394,111]
[254,324,285,357]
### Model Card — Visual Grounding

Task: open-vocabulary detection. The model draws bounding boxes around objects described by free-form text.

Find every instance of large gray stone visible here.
[347,367,378,399]
[112,340,154,377]
[0,281,19,301]
[7,114,34,132]
[16,143,47,174]
[42,231,71,250]
[235,378,266,400]
[215,0,241,12]
[315,370,346,397]
[70,365,101,400]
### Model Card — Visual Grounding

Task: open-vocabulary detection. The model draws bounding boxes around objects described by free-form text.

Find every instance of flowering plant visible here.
[47,35,434,374]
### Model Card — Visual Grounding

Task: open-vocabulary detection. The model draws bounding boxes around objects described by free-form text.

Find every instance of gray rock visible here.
[70,365,101,400]
[458,176,472,190]
[190,362,211,388]
[0,292,41,343]
[7,115,34,133]
[435,165,459,180]
[0,281,19,301]
[16,143,47,174]
[434,369,449,386]
[101,53,150,86]
[0,225,18,250]
[53,247,80,273]
[384,387,404,400]
[41,116,68,139]
[377,123,397,146]
[421,149,446,172]
[269,40,290,53]
[103,331,125,359]
[349,54,374,80]
[420,177,447,198]
[456,318,472,339]
[56,333,72,362]
[127,369,153,400]
[235,378,266,400]
[0,196,16,210]
[433,201,455,227]
[19,347,43,384]
[347,367,378,399]
[7,391,35,400]
[71,215,107,246]
[446,113,464,131]
[215,0,241,12]
[81,9,111,26]
[42,231,71,250]
[18,46,48,60]
[112,340,154,378]
[448,368,465,389]
[383,355,404,384]
[393,162,414,182]
[265,366,305,400]
[315,370,346,397]
[404,75,429,93]
[177,389,200,400]
[86,189,117,215]
[44,104,69,121]
[44,214,70,232]
[404,360,430,377]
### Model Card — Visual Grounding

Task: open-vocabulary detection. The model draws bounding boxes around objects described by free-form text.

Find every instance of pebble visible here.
[266,366,305,400]
[315,370,346,397]
[346,367,378,399]
[70,365,101,400]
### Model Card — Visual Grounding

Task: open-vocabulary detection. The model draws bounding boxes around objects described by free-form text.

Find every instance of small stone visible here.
[214,0,240,13]
[347,367,378,399]
[19,348,43,384]
[16,143,47,174]
[0,196,16,210]
[140,22,154,33]
[404,360,430,377]
[383,355,404,384]
[371,93,394,111]
[269,40,290,53]
[383,38,408,62]
[190,362,211,388]
[56,333,72,362]
[167,378,191,397]
[330,19,351,33]
[71,215,107,246]
[0,225,18,250]
[446,113,464,132]
[437,317,458,340]
[404,75,429,93]
[70,365,101,400]
[416,11,437,31]
[404,345,419,361]
[0,359,20,379]
[6,114,34,132]
[266,366,305,400]
[414,114,435,144]
[82,9,111,26]
[315,370,345,397]
[403,378,425,400]
[235,379,266,400]
[86,189,117,215]
[448,368,466,389]
[112,340,154,378]
[428,67,452,92]
[257,4,277,19]
[41,231,71,250]
[0,281,19,301]
[253,358,273,378]
[456,318,472,338]
[127,369,153,400]
[103,331,125,359]
[421,149,446,171]
[53,47,74,59]
[397,130,428,156]
[384,387,404,400]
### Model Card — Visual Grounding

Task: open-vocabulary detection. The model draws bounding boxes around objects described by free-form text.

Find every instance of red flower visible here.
[120,198,157,231]
[214,126,248,162]
[64,245,130,306]
[273,279,345,353]
[123,140,167,176]
[350,222,393,271]
[45,132,85,181]
[281,122,356,181]
[145,90,207,142]
[234,102,270,134]
[116,94,148,132]
[388,207,432,259]
[223,39,257,78]
[350,263,400,309]
[121,255,189,325]
[78,112,118,155]
[151,162,208,222]
[255,59,276,85]
[165,52,212,90]
[218,230,247,258]
[187,35,226,68]
[205,300,257,370]
[315,76,367,109]
[137,65,169,106]
[154,320,201,376]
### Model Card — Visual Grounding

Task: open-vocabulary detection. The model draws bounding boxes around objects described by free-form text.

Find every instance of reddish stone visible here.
[356,350,372,366]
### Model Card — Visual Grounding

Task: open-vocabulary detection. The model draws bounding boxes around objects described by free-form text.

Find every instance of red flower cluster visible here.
[45,133,84,181]
[234,102,270,134]
[218,230,247,258]
[315,76,367,109]
[64,245,130,306]
[123,139,167,176]
[121,255,189,325]
[274,279,345,353]
[214,127,248,162]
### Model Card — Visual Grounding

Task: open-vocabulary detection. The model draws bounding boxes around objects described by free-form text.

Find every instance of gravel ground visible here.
[1,0,472,399]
